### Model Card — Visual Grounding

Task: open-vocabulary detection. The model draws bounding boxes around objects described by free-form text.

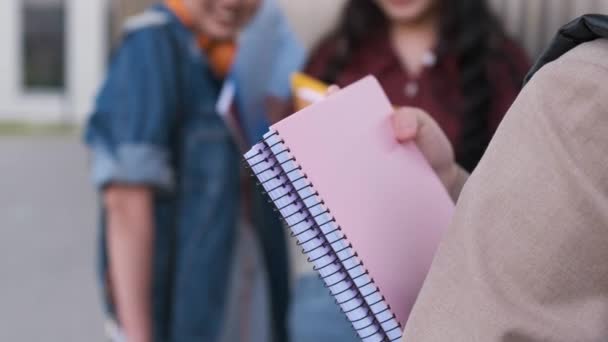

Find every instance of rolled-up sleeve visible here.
[84,27,178,191]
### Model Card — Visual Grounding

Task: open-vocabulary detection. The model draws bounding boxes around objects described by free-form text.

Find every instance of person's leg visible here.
[289,275,359,342]
[252,188,291,342]
[218,220,271,342]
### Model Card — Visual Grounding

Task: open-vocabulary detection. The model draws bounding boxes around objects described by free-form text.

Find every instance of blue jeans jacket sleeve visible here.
[84,26,179,191]
[91,144,174,191]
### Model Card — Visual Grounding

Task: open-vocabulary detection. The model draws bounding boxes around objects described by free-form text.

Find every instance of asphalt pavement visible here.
[0,136,105,342]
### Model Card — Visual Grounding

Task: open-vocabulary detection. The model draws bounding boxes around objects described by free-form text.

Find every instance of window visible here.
[22,0,66,91]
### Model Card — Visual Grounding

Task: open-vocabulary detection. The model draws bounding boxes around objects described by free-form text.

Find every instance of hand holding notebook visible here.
[292,73,462,199]
[245,76,454,341]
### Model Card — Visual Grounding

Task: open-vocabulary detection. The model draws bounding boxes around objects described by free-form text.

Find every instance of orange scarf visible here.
[165,0,236,78]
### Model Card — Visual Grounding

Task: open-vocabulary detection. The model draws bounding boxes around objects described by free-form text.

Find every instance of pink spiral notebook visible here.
[244,76,454,341]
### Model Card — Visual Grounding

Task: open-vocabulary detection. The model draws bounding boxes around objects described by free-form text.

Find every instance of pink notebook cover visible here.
[273,76,454,325]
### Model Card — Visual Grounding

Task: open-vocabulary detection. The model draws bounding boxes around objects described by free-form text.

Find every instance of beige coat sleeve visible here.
[403,39,608,341]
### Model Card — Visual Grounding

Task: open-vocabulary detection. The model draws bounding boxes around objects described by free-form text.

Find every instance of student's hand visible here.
[326,86,467,200]
[391,107,468,201]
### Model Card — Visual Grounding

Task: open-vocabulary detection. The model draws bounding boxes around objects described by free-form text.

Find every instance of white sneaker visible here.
[104,319,127,342]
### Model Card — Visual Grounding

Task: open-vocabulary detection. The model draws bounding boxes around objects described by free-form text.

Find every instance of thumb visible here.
[391,107,422,142]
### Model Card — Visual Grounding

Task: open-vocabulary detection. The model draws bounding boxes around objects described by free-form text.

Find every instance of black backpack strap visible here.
[525,14,608,84]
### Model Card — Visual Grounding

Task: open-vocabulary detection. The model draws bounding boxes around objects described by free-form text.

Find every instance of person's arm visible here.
[84,26,178,342]
[403,39,608,341]
[327,85,468,201]
[391,107,468,202]
[104,185,153,342]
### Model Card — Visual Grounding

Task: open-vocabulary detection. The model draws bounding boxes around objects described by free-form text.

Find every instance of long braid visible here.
[442,0,501,171]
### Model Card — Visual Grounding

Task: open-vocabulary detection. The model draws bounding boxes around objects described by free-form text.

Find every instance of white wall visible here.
[0,0,107,124]
[487,0,608,57]
[67,0,108,123]
[277,0,346,50]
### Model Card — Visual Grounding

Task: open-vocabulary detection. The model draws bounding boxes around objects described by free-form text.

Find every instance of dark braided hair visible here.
[321,0,510,171]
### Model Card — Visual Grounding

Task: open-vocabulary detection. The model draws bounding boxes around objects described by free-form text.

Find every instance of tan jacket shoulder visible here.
[403,39,608,342]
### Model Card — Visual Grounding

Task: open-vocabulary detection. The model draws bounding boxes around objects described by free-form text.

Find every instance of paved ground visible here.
[0,135,272,342]
[0,136,105,342]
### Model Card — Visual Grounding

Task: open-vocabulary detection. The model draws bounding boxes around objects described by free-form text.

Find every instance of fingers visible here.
[391,107,426,142]
[326,85,340,97]
[391,106,459,196]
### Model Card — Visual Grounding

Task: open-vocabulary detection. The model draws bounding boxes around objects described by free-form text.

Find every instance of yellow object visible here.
[291,72,329,111]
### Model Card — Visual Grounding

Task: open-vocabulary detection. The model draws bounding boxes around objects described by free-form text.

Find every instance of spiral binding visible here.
[244,129,403,342]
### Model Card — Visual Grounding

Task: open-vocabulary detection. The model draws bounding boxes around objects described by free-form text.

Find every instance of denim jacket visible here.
[84,3,301,341]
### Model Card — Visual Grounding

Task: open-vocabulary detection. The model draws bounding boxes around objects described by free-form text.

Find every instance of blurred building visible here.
[0,0,149,124]
[489,0,608,57]
[0,0,106,123]
[0,0,605,124]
